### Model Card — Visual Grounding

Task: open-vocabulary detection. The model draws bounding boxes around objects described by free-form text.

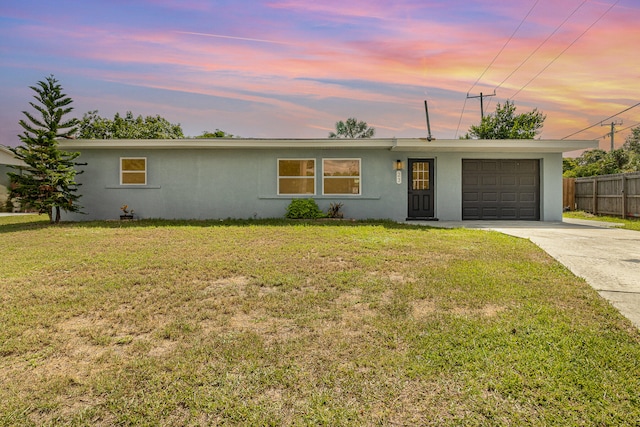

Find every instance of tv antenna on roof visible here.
[424,100,435,141]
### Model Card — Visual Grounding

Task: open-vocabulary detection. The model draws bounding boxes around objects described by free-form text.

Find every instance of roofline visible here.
[58,138,598,154]
[0,145,27,166]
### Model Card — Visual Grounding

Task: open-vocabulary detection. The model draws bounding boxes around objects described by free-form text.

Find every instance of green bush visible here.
[285,198,325,219]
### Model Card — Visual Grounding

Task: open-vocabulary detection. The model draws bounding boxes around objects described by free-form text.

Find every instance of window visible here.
[278,159,315,195]
[412,161,430,190]
[120,157,147,185]
[323,159,360,195]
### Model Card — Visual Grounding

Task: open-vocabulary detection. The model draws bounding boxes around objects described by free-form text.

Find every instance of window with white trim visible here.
[120,157,147,185]
[278,159,315,195]
[323,159,360,195]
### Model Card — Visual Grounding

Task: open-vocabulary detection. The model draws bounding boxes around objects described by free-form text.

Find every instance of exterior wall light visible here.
[394,160,404,185]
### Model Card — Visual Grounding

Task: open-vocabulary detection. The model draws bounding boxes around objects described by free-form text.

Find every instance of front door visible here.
[407,158,435,219]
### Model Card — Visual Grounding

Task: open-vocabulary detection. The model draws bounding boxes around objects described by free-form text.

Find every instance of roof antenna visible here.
[424,99,435,141]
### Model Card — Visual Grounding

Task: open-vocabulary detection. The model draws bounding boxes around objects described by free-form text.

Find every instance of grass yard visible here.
[1,215,640,426]
[564,210,640,231]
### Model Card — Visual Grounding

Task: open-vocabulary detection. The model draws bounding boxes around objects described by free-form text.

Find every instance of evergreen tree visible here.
[8,75,83,223]
[329,117,375,138]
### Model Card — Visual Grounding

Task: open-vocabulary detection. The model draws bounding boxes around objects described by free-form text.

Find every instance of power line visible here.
[454,96,469,139]
[510,0,621,100]
[614,122,640,134]
[561,101,640,140]
[467,0,540,94]
[456,0,540,137]
[494,0,588,93]
[598,121,640,140]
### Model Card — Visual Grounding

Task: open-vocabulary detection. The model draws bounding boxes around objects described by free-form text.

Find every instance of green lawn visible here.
[564,210,640,231]
[1,215,639,426]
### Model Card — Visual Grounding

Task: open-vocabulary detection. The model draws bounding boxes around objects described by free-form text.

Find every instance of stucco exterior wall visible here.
[432,152,563,221]
[0,165,11,208]
[64,148,405,221]
[62,146,564,222]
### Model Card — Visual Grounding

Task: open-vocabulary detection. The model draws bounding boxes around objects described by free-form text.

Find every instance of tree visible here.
[329,117,375,138]
[622,126,640,171]
[563,126,640,177]
[564,148,631,177]
[464,100,546,139]
[196,129,234,138]
[78,110,184,139]
[8,75,83,223]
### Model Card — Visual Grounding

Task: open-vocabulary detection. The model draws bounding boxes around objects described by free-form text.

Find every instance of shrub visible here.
[285,199,325,219]
[327,202,344,218]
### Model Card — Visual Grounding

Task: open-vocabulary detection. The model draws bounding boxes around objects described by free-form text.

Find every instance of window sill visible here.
[260,195,380,200]
[105,185,162,189]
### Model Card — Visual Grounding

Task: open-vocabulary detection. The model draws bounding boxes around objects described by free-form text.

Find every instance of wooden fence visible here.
[564,172,640,218]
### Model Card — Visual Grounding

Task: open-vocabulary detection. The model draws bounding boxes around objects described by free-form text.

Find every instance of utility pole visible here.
[467,91,496,120]
[602,120,623,151]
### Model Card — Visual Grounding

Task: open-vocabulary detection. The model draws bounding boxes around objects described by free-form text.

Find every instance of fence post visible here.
[622,175,627,218]
[592,178,598,215]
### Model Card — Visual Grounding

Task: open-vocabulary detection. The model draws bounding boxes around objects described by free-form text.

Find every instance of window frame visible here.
[120,157,147,186]
[322,158,361,196]
[277,158,316,195]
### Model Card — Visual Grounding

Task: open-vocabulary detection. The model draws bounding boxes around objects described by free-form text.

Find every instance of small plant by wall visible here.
[285,199,325,219]
[327,202,344,218]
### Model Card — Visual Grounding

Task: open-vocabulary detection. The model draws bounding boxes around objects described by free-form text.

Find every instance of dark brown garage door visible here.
[462,159,540,220]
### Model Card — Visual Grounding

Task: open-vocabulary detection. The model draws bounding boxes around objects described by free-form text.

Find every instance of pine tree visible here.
[329,117,375,138]
[8,75,83,223]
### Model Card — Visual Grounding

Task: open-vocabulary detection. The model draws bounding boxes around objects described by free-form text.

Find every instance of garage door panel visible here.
[518,161,537,172]
[500,161,517,172]
[501,176,517,186]
[481,161,498,172]
[463,160,480,172]
[462,159,539,220]
[482,176,497,185]
[519,176,536,186]
[500,208,517,218]
[501,193,517,202]
[482,192,498,202]
[519,208,537,217]
[482,207,498,217]
[463,192,479,202]
[463,175,479,186]
[520,192,536,202]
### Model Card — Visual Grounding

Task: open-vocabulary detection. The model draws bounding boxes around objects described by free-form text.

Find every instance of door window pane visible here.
[412,162,430,190]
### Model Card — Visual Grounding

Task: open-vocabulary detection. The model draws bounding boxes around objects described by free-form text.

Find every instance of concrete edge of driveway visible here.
[419,217,625,230]
[0,212,40,217]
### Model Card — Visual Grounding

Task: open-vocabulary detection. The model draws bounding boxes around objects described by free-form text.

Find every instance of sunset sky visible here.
[1,0,638,151]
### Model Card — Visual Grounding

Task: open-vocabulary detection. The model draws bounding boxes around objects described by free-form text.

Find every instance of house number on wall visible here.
[396,170,402,184]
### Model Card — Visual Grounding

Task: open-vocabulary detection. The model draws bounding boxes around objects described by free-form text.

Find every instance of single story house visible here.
[57,138,596,222]
[0,146,26,208]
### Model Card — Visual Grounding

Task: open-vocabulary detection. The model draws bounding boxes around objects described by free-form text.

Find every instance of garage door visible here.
[462,159,540,220]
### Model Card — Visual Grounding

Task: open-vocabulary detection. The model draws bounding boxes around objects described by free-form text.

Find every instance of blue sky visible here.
[1,0,638,148]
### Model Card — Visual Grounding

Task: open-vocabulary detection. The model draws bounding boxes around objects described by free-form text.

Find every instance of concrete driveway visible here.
[422,218,640,329]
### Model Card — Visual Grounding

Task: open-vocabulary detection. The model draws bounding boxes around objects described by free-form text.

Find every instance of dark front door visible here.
[407,158,435,219]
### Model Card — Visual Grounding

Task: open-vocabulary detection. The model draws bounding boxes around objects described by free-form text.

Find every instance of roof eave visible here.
[58,138,598,154]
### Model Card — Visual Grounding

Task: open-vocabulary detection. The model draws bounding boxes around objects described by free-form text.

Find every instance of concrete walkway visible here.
[417,218,640,329]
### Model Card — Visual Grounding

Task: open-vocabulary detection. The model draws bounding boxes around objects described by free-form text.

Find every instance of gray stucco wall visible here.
[62,148,563,222]
[433,152,562,221]
[0,165,12,208]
